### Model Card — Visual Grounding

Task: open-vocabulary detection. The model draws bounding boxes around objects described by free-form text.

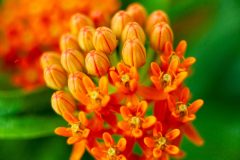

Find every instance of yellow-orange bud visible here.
[93,27,117,54]
[44,64,67,90]
[150,22,173,52]
[60,33,79,52]
[146,10,169,35]
[78,26,95,52]
[68,72,87,102]
[85,50,110,77]
[121,22,146,44]
[51,91,76,115]
[40,51,61,68]
[122,38,146,67]
[70,13,94,36]
[126,3,147,27]
[61,49,85,73]
[111,11,133,38]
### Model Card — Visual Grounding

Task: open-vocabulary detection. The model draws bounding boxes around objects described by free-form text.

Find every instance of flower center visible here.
[170,53,180,63]
[89,91,99,100]
[71,123,80,133]
[121,74,130,83]
[162,73,171,84]
[107,147,116,157]
[156,137,167,149]
[130,116,141,127]
[177,104,188,117]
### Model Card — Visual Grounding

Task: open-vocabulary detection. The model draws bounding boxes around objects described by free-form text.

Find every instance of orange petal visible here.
[188,99,204,114]
[163,41,173,56]
[109,70,120,83]
[150,76,162,90]
[176,40,187,57]
[153,148,162,158]
[82,76,95,92]
[101,95,110,107]
[54,127,72,137]
[70,140,86,160]
[179,87,190,103]
[182,123,204,146]
[129,79,138,92]
[91,147,106,159]
[142,116,156,129]
[117,154,127,160]
[165,129,180,141]
[78,111,88,125]
[168,58,178,73]
[182,114,196,123]
[99,76,108,94]
[182,57,196,67]
[153,122,163,137]
[137,101,148,116]
[103,132,114,147]
[120,106,132,120]
[62,112,78,124]
[144,137,155,148]
[165,145,179,155]
[151,62,161,76]
[173,71,188,86]
[117,138,127,152]
[132,128,143,138]
[118,62,129,73]
[67,136,81,144]
[118,121,131,131]
[82,128,90,138]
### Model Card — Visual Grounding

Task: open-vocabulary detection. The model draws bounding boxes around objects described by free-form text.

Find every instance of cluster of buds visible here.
[41,3,204,160]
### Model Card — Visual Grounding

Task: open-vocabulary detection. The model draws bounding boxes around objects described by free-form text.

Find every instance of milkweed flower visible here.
[41,2,204,160]
[0,0,120,90]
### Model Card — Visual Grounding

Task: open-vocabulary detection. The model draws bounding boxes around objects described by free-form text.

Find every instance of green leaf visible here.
[0,114,65,139]
[0,87,53,116]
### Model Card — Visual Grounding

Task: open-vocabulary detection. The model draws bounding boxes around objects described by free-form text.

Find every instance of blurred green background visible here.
[0,0,240,159]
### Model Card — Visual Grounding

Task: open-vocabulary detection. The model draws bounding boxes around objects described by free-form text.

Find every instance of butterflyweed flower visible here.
[41,3,204,160]
[126,3,147,27]
[111,11,133,38]
[40,51,61,68]
[78,26,95,52]
[85,50,110,76]
[60,33,80,52]
[61,49,85,73]
[150,22,174,53]
[51,91,76,115]
[93,27,117,54]
[121,22,146,43]
[0,0,120,90]
[122,38,146,67]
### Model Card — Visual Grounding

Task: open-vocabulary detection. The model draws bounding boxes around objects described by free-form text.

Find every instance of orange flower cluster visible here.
[41,3,204,160]
[0,0,120,90]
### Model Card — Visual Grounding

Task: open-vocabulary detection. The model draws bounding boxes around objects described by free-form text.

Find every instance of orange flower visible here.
[55,111,90,144]
[144,122,180,159]
[91,132,127,160]
[150,60,188,93]
[118,101,156,138]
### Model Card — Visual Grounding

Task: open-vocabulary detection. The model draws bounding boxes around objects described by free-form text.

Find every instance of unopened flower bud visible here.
[122,38,146,67]
[146,10,169,35]
[68,72,87,102]
[70,13,94,36]
[126,3,147,27]
[51,91,76,115]
[40,51,61,68]
[61,49,85,73]
[122,22,145,44]
[60,33,79,52]
[44,64,67,90]
[150,22,173,52]
[111,11,133,38]
[85,50,110,77]
[78,26,95,52]
[93,27,117,54]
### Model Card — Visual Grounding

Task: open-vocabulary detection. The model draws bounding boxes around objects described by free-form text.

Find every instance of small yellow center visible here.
[156,137,167,149]
[121,74,130,83]
[89,91,99,100]
[130,116,141,127]
[107,147,116,157]
[177,104,188,116]
[71,123,79,133]
[162,73,172,84]
[170,53,180,63]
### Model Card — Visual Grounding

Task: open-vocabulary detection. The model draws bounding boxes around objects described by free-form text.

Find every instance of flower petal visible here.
[120,106,132,120]
[153,148,162,158]
[118,121,131,131]
[137,101,147,116]
[117,138,127,152]
[103,132,114,147]
[142,116,156,129]
[176,40,187,57]
[151,62,161,76]
[117,154,127,160]
[82,76,95,92]
[153,122,163,137]
[91,147,106,159]
[78,111,88,125]
[182,123,204,146]
[99,76,108,94]
[188,99,204,114]
[165,145,179,155]
[54,127,72,137]
[67,136,81,144]
[132,128,143,138]
[70,140,86,160]
[165,129,180,141]
[144,137,155,148]
[82,128,90,138]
